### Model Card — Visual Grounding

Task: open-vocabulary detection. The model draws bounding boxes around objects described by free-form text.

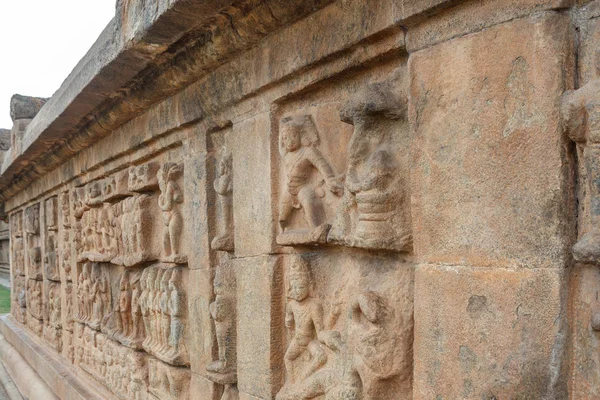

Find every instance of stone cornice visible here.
[0,0,456,210]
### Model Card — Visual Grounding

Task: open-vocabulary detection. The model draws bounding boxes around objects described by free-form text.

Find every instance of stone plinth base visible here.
[0,315,115,400]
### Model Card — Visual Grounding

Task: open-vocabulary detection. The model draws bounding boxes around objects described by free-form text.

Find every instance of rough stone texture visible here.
[9,95,47,122]
[0,0,593,399]
[414,265,568,399]
[409,13,575,269]
[0,129,9,151]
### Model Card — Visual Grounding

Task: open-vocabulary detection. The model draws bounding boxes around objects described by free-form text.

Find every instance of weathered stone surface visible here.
[414,264,568,399]
[0,129,9,151]
[0,0,593,400]
[409,13,575,269]
[9,94,47,122]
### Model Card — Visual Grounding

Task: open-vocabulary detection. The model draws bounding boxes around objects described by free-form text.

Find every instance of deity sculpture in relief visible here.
[281,256,327,391]
[207,261,237,383]
[158,163,186,263]
[141,265,189,366]
[86,180,103,207]
[44,232,60,281]
[329,83,412,252]
[277,289,408,400]
[211,147,234,251]
[278,115,343,245]
[121,194,159,267]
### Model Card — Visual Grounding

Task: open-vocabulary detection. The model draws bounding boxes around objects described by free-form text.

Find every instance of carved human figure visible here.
[158,163,185,263]
[82,263,92,321]
[211,147,234,251]
[129,352,146,400]
[168,269,186,359]
[90,266,104,329]
[283,257,327,385]
[207,264,236,375]
[562,49,600,263]
[278,115,343,244]
[119,272,132,337]
[142,267,157,349]
[159,270,172,352]
[131,276,144,341]
[330,83,410,252]
[152,269,164,350]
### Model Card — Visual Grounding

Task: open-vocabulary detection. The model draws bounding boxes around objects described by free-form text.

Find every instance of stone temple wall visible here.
[0,0,600,399]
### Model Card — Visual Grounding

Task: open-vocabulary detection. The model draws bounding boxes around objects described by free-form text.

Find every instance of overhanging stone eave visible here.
[0,0,245,204]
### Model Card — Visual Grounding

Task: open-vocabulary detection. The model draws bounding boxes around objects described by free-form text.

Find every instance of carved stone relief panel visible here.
[148,358,191,400]
[329,82,412,252]
[10,210,23,238]
[141,265,189,366]
[210,146,235,252]
[207,260,237,386]
[102,170,131,202]
[12,236,25,277]
[103,269,146,350]
[25,203,42,280]
[120,194,161,267]
[26,278,43,322]
[158,162,187,263]
[275,252,414,400]
[44,231,60,281]
[58,191,73,282]
[129,161,161,192]
[275,113,347,246]
[76,323,150,400]
[75,262,112,331]
[46,196,58,232]
[43,281,62,352]
[12,275,27,323]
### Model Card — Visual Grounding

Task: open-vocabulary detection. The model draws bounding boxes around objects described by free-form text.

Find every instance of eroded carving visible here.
[76,262,111,331]
[277,289,410,400]
[329,83,412,252]
[59,191,71,228]
[129,161,160,192]
[142,266,189,366]
[12,237,25,277]
[279,256,327,395]
[46,196,58,231]
[121,194,159,267]
[26,279,43,321]
[78,204,119,263]
[44,281,62,352]
[76,324,150,400]
[211,148,235,252]
[278,115,343,245]
[158,163,186,263]
[562,57,600,263]
[44,232,60,281]
[207,261,237,384]
[148,358,190,400]
[12,275,27,323]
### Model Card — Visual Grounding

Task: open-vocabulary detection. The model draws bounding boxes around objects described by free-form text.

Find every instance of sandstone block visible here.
[235,255,284,399]
[414,264,567,399]
[231,113,276,257]
[409,13,575,269]
[9,94,48,122]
